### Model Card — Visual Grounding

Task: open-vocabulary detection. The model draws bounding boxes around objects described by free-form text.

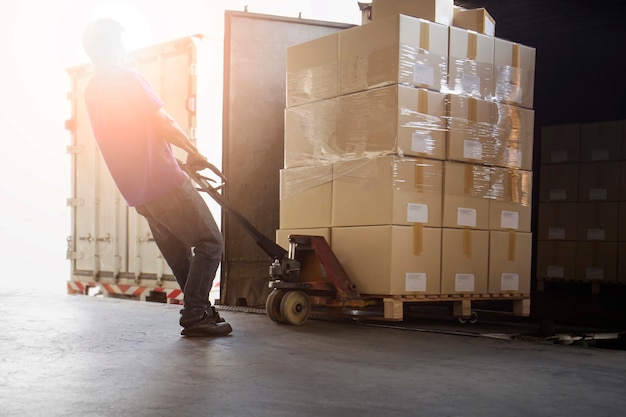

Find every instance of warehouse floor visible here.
[2,290,626,417]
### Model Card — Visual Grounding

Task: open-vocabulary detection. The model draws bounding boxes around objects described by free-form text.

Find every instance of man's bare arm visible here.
[153,107,205,162]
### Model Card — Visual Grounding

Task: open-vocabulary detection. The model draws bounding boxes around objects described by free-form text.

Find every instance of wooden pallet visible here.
[373,293,531,321]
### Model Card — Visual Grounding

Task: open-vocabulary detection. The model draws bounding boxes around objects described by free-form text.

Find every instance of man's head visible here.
[82,18,126,66]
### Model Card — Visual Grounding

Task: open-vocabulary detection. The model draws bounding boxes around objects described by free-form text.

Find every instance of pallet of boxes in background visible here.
[537,119,626,295]
[279,0,535,321]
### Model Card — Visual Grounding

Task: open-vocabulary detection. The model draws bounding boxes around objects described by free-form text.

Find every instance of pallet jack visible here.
[181,161,377,326]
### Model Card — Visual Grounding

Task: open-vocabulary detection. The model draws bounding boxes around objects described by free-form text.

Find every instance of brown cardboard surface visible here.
[447,26,494,99]
[580,120,623,162]
[286,32,339,108]
[538,163,579,202]
[284,97,339,168]
[336,85,447,160]
[371,0,455,26]
[488,231,531,294]
[446,95,499,165]
[575,241,618,281]
[442,161,491,229]
[540,123,581,164]
[331,225,442,295]
[537,203,578,241]
[575,202,619,242]
[339,14,449,95]
[536,240,576,279]
[332,156,443,227]
[279,165,333,229]
[578,162,621,202]
[493,103,535,170]
[453,7,495,36]
[489,168,532,232]
[493,38,536,109]
[441,228,489,294]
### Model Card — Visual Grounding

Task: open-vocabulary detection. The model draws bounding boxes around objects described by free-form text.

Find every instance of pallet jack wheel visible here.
[280,291,311,326]
[265,289,286,323]
[457,311,479,325]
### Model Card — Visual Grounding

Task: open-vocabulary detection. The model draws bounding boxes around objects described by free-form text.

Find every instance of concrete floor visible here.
[2,291,626,417]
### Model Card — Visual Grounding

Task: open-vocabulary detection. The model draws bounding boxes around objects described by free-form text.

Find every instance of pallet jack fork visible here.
[181,161,375,325]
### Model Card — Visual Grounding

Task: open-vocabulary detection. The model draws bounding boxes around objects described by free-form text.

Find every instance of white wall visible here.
[0,0,361,294]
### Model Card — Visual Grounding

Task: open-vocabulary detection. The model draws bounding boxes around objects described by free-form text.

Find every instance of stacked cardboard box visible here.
[538,120,626,284]
[279,0,536,298]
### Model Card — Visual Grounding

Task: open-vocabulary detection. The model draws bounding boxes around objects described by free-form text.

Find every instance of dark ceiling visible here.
[455,0,626,128]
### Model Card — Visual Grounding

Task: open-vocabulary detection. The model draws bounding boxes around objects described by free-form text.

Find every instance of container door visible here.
[222,11,352,306]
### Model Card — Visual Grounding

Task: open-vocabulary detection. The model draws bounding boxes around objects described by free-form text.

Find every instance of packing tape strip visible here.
[463,227,472,258]
[414,160,425,193]
[418,89,429,114]
[512,42,521,68]
[467,32,478,60]
[508,230,517,261]
[413,223,423,256]
[420,21,430,51]
[464,163,474,195]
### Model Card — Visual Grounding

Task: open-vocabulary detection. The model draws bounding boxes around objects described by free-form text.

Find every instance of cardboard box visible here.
[441,228,488,294]
[536,240,576,279]
[331,225,442,295]
[538,163,579,202]
[537,202,578,241]
[488,231,531,294]
[447,26,494,99]
[446,95,499,165]
[371,0,455,26]
[620,202,626,241]
[575,242,618,281]
[284,97,338,168]
[442,161,491,229]
[279,165,333,229]
[576,202,619,242]
[286,32,339,108]
[453,7,495,36]
[578,162,621,202]
[489,168,532,232]
[339,14,449,95]
[332,156,443,227]
[540,123,581,164]
[493,38,536,109]
[336,85,447,160]
[618,243,626,284]
[493,103,535,171]
[275,228,331,251]
[580,120,623,162]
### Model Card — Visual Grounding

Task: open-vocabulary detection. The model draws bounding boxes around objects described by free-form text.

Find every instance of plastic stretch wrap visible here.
[339,14,449,95]
[285,84,448,169]
[493,38,536,109]
[444,27,494,99]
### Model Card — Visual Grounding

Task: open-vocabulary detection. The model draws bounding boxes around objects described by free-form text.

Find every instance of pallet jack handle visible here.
[178,159,288,262]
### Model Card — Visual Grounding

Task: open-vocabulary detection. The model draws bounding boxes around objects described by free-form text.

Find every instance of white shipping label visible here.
[591,148,610,161]
[587,228,606,241]
[505,147,522,168]
[501,273,520,291]
[463,139,483,160]
[413,64,435,86]
[547,265,564,278]
[500,210,520,230]
[550,150,568,163]
[406,273,427,292]
[412,133,433,154]
[457,207,477,227]
[455,274,475,292]
[407,203,429,223]
[586,267,604,280]
[549,189,567,201]
[589,188,608,200]
[461,73,481,94]
[548,228,566,240]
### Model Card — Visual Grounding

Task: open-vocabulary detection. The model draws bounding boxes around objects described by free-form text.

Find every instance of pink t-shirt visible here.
[84,67,186,207]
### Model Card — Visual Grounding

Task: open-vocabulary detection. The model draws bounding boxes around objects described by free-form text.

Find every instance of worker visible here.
[81,18,231,337]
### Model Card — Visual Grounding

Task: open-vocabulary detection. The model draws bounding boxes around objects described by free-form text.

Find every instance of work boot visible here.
[181,310,232,337]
